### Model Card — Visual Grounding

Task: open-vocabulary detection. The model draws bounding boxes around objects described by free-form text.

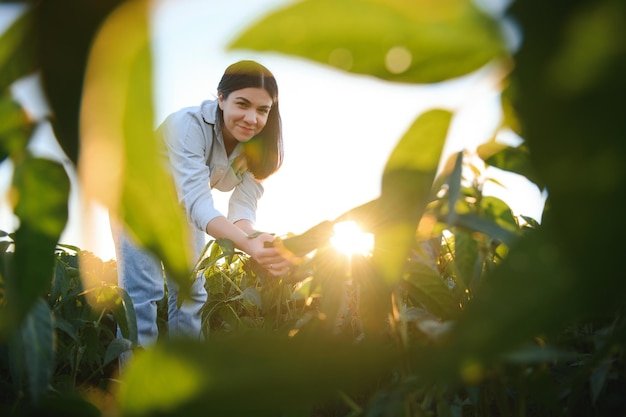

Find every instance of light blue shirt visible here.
[157,99,264,233]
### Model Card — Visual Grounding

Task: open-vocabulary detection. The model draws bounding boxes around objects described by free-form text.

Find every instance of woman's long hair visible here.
[217,60,283,180]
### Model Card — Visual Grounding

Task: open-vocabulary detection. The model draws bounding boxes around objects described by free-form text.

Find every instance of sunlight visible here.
[330,221,374,256]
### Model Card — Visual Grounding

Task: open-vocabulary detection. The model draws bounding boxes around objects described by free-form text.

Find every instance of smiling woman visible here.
[109,59,292,351]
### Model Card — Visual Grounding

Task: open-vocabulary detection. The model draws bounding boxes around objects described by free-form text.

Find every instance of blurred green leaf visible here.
[120,41,193,298]
[403,262,458,320]
[455,213,518,246]
[23,396,102,417]
[0,6,37,92]
[232,286,262,309]
[500,92,522,135]
[0,92,34,162]
[229,0,508,83]
[354,109,451,335]
[8,298,55,403]
[501,343,579,364]
[590,358,612,404]
[81,284,138,346]
[104,337,133,366]
[13,157,69,238]
[479,195,519,233]
[118,334,394,416]
[112,286,138,345]
[477,141,546,190]
[445,151,464,226]
[334,198,382,233]
[280,220,334,256]
[80,1,194,299]
[35,0,125,164]
[453,228,479,292]
[377,109,452,284]
[0,157,69,337]
[510,0,626,313]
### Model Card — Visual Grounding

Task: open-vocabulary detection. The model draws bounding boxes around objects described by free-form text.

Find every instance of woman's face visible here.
[218,87,273,143]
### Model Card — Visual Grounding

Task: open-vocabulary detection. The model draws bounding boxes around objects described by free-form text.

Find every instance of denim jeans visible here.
[113,221,207,348]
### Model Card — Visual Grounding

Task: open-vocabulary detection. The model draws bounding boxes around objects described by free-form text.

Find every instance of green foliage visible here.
[7,298,54,404]
[80,0,194,300]
[0,234,135,415]
[476,141,546,191]
[1,0,625,415]
[0,92,33,161]
[0,0,193,341]
[229,0,508,83]
[0,7,37,93]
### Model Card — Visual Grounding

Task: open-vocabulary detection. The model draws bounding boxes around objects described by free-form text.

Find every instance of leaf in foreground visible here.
[229,0,508,84]
[79,0,194,298]
[118,334,394,416]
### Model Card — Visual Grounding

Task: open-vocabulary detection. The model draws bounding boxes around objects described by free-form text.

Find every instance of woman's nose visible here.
[244,110,257,124]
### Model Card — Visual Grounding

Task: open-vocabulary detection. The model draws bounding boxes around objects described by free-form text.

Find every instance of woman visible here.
[115,60,292,349]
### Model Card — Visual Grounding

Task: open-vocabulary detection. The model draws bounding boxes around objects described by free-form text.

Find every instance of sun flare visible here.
[330,221,374,256]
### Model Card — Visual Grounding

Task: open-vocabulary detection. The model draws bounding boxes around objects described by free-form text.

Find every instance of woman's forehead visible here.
[228,87,273,105]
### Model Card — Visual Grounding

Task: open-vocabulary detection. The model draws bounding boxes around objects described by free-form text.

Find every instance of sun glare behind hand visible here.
[330,221,374,256]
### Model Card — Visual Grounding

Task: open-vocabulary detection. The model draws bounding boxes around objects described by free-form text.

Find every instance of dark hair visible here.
[217,60,283,180]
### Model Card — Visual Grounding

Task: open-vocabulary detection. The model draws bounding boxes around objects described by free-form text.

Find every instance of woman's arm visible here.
[233,219,256,236]
[206,216,290,276]
[159,111,223,233]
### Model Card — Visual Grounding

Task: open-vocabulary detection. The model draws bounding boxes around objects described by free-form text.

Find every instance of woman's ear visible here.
[217,92,224,110]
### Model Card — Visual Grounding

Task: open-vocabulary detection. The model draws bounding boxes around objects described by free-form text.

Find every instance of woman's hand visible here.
[245,233,292,276]
[207,217,294,276]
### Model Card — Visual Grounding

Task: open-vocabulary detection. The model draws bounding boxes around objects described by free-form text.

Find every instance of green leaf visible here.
[408,226,582,381]
[508,0,626,324]
[35,0,125,164]
[0,6,37,92]
[476,141,546,190]
[113,286,139,345]
[229,0,507,83]
[501,343,579,364]
[404,262,459,320]
[0,92,34,162]
[454,213,519,246]
[80,1,194,300]
[352,109,451,335]
[13,157,69,238]
[279,220,334,257]
[479,195,519,233]
[82,284,138,345]
[53,316,80,343]
[231,286,262,309]
[453,229,479,292]
[0,157,69,338]
[117,333,395,416]
[500,91,522,135]
[520,214,540,229]
[21,396,102,417]
[334,198,382,233]
[376,109,452,285]
[50,255,74,306]
[104,337,133,366]
[9,298,55,403]
[446,151,464,226]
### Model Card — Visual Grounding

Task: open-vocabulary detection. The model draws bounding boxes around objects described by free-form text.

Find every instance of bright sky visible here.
[0,0,545,261]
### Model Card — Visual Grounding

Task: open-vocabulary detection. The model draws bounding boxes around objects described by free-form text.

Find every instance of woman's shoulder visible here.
[200,99,219,124]
[164,99,217,125]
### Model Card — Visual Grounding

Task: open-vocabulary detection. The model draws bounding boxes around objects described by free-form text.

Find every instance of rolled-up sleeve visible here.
[228,171,264,224]
[159,112,222,232]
